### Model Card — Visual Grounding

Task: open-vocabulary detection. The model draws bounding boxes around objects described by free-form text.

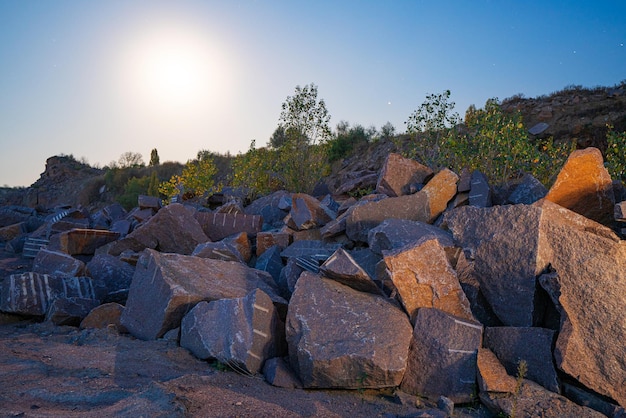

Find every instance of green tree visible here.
[149,148,160,166]
[117,176,150,210]
[404,89,460,167]
[279,83,332,145]
[380,122,396,140]
[268,126,288,149]
[147,171,160,196]
[231,140,281,199]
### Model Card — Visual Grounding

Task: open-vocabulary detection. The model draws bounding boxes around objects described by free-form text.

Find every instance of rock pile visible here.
[1,149,624,417]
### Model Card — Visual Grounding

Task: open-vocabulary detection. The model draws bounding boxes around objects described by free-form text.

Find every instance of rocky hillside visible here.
[1,83,625,211]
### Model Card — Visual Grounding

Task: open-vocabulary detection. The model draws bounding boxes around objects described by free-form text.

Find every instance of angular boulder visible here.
[545,147,614,225]
[476,348,517,394]
[382,238,473,323]
[86,253,135,303]
[286,272,412,389]
[286,193,335,231]
[347,169,458,242]
[103,203,209,256]
[536,200,626,406]
[33,248,87,278]
[443,205,544,326]
[367,218,455,255]
[195,212,263,241]
[376,153,433,197]
[120,249,286,340]
[508,173,547,204]
[180,289,283,374]
[468,170,492,207]
[0,272,103,316]
[319,248,382,295]
[400,308,482,403]
[48,228,120,256]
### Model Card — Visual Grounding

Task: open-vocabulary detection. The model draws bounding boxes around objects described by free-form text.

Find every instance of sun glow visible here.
[120,22,229,115]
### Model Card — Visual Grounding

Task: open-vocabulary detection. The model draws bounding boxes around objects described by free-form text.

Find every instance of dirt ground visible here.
[0,320,492,418]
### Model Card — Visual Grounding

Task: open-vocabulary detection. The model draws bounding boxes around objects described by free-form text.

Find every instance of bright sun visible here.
[121,23,226,114]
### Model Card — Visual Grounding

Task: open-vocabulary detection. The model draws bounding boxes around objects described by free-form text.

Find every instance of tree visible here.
[404,90,460,167]
[380,122,396,140]
[118,152,145,168]
[149,149,160,166]
[278,83,332,145]
[269,126,288,149]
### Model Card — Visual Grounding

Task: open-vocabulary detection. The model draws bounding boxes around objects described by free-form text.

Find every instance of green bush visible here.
[117,176,151,210]
[606,125,626,183]
[159,155,219,204]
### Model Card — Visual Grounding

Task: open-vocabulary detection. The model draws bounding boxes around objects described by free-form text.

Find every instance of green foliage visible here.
[158,155,219,203]
[231,139,329,198]
[117,176,150,210]
[403,91,573,186]
[404,89,460,167]
[451,98,573,185]
[605,125,626,183]
[327,123,371,162]
[149,148,160,166]
[231,140,280,199]
[147,171,160,196]
[379,121,396,140]
[279,83,332,145]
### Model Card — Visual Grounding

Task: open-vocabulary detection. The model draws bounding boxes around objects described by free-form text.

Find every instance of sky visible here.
[1,1,625,187]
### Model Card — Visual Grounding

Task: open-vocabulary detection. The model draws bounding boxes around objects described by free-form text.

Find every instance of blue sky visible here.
[1,0,624,187]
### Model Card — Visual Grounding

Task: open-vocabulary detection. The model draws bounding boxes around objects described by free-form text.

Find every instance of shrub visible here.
[158,155,219,204]
[605,125,626,183]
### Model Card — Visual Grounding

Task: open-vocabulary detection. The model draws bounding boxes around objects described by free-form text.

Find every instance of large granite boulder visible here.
[319,248,382,295]
[180,289,283,374]
[367,218,454,256]
[545,147,615,225]
[445,200,626,406]
[103,204,209,256]
[443,204,544,327]
[286,272,412,389]
[286,193,335,231]
[401,308,482,404]
[33,248,87,279]
[381,238,473,323]
[536,200,626,406]
[195,212,263,241]
[48,228,120,255]
[120,249,286,340]
[86,253,135,303]
[0,272,103,316]
[376,153,433,197]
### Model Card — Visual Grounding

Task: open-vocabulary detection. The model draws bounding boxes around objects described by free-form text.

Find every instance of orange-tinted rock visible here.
[80,302,127,332]
[49,228,120,255]
[382,237,473,323]
[476,348,517,394]
[420,168,459,222]
[376,153,433,197]
[0,222,25,242]
[545,147,614,224]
